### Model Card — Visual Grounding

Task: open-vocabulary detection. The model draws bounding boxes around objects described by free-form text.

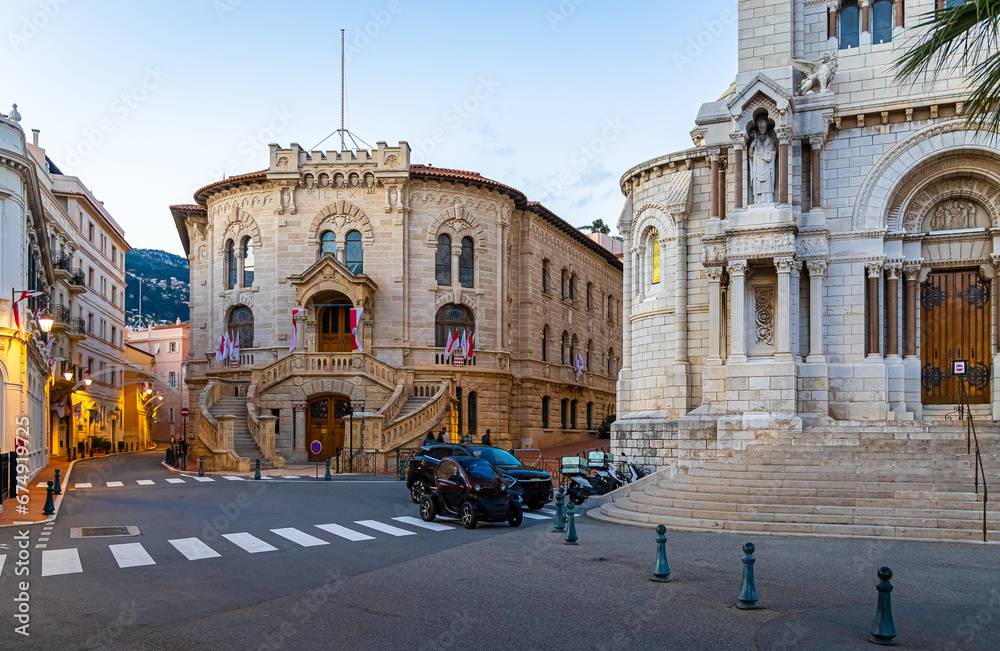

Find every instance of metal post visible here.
[43,482,55,515]
[199,457,204,477]
[325,458,332,481]
[349,407,354,473]
[254,459,261,480]
[552,487,566,532]
[736,542,759,608]
[651,525,671,582]
[53,469,62,495]
[869,567,897,645]
[563,501,578,545]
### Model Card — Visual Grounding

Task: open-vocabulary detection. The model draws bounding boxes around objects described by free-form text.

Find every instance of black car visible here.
[597,414,616,439]
[419,457,522,529]
[406,444,553,510]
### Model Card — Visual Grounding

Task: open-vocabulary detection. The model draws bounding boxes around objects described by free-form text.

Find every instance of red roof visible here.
[193,170,268,204]
[169,204,205,212]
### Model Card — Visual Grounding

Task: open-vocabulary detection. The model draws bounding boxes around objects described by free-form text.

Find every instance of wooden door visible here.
[318,306,351,353]
[920,269,991,404]
[307,396,347,461]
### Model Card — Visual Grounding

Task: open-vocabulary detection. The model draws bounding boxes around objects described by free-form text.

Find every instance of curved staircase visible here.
[594,424,1000,543]
[209,396,272,469]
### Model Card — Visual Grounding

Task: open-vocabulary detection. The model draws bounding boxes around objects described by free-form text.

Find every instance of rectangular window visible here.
[542,259,550,292]
[111,326,117,347]
[88,267,94,287]
[652,239,661,284]
[169,342,177,353]
[169,371,177,388]
[112,286,117,306]
[169,408,175,423]
[88,223,94,242]
[542,396,550,429]
[87,313,94,333]
[112,245,117,265]
[154,343,161,354]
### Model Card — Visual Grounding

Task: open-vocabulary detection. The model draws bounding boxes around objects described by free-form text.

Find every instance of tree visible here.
[895,1,1000,133]
[580,219,611,235]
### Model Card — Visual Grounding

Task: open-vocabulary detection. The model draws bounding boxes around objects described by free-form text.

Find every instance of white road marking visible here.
[0,554,5,575]
[34,544,46,549]
[540,509,557,515]
[165,478,185,484]
[271,528,329,547]
[281,476,301,479]
[106,481,124,487]
[190,476,214,482]
[314,523,374,541]
[136,480,155,486]
[222,476,244,481]
[392,516,454,531]
[354,520,417,537]
[36,482,48,488]
[41,549,83,576]
[75,483,92,489]
[260,476,273,480]
[169,537,220,561]
[109,543,156,568]
[222,533,277,553]
[522,512,549,520]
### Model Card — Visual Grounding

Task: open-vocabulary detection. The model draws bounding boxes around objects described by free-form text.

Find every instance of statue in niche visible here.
[749,113,777,204]
[929,200,978,231]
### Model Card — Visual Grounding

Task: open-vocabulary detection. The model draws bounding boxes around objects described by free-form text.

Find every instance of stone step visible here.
[670,474,983,495]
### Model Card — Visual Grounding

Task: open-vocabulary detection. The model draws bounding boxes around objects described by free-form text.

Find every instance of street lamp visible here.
[83,369,92,386]
[37,312,54,332]
[62,370,73,382]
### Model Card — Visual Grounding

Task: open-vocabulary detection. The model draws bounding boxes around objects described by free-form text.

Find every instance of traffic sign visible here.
[180,407,190,418]
[310,440,322,454]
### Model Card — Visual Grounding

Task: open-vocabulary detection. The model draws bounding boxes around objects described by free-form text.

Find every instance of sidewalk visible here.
[0,456,72,526]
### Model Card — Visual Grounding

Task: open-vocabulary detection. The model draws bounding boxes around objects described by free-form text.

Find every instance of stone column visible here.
[674,220,688,363]
[775,257,794,361]
[777,128,792,205]
[728,259,748,363]
[451,247,461,287]
[336,242,346,264]
[903,263,920,357]
[885,263,901,358]
[731,134,745,210]
[636,248,646,302]
[809,136,824,209]
[659,237,670,297]
[805,260,827,362]
[706,266,724,361]
[709,148,720,219]
[828,2,838,40]
[621,244,633,369]
[718,159,728,220]
[866,261,884,358]
[894,0,904,27]
[292,402,307,452]
[861,0,870,33]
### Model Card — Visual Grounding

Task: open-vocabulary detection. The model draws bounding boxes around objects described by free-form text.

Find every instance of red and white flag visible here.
[460,330,469,358]
[350,307,363,352]
[290,308,303,353]
[467,332,475,359]
[11,290,44,340]
[231,331,240,361]
[444,329,454,355]
[216,334,225,361]
[445,329,459,355]
[574,352,585,379]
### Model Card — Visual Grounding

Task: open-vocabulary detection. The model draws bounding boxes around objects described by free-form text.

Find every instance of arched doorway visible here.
[314,292,353,353]
[307,394,350,461]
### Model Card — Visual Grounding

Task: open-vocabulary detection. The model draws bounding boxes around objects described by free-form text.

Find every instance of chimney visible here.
[31,129,39,146]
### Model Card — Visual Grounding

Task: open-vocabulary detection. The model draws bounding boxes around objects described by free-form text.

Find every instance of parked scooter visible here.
[564,451,645,505]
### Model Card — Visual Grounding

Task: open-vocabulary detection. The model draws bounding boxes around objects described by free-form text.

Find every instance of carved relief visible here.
[926,199,982,231]
[753,285,774,346]
[796,237,828,259]
[727,233,795,259]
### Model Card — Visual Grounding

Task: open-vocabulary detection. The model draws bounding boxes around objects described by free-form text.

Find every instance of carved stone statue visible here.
[929,200,978,231]
[789,52,838,95]
[749,114,777,204]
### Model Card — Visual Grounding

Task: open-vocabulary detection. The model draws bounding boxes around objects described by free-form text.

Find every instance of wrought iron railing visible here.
[52,252,72,272]
[68,269,85,286]
[50,304,70,324]
[958,378,989,543]
[395,447,420,480]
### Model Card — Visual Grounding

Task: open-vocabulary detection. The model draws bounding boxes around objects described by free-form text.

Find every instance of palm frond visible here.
[894,0,1000,132]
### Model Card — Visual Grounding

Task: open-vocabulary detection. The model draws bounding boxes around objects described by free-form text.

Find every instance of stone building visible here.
[126,321,190,442]
[600,0,1000,541]
[171,142,621,471]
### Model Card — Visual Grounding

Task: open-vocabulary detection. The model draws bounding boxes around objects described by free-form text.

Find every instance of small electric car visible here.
[418,456,523,529]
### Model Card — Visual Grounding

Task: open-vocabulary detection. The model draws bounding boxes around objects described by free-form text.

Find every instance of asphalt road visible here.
[0,450,997,651]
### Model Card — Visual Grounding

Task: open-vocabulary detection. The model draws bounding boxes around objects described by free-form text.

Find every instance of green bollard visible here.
[53,469,62,495]
[736,542,759,608]
[325,458,332,481]
[198,457,205,477]
[254,459,262,480]
[552,487,566,532]
[869,567,897,646]
[563,501,578,545]
[42,482,55,515]
[651,525,671,582]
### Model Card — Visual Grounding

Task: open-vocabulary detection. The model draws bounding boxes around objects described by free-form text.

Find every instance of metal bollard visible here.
[563,501,578,545]
[198,457,205,477]
[325,458,332,481]
[43,482,55,515]
[736,542,759,608]
[254,459,262,480]
[552,487,566,532]
[869,567,897,646]
[53,469,62,495]
[651,525,671,582]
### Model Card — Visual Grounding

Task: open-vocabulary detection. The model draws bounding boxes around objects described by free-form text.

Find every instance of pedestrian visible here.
[482,429,492,446]
[460,430,473,445]
[436,430,445,443]
[422,432,434,447]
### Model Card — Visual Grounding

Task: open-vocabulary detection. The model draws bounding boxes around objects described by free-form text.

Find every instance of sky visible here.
[3,0,738,256]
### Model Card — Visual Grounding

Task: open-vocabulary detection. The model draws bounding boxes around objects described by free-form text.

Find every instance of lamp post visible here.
[349,398,365,473]
[37,312,54,333]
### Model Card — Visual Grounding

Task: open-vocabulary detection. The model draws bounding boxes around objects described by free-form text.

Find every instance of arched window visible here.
[561,398,569,429]
[228,305,254,349]
[872,0,892,44]
[459,236,474,288]
[586,282,593,310]
[542,325,550,362]
[225,240,236,290]
[569,274,577,301]
[651,238,661,284]
[840,1,860,49]
[561,269,569,299]
[436,234,452,286]
[542,259,551,292]
[608,295,615,323]
[435,304,475,348]
[467,391,477,438]
[570,399,578,429]
[561,331,569,365]
[608,347,615,376]
[586,402,593,430]
[320,231,336,257]
[570,334,578,365]
[542,396,550,429]
[345,230,363,274]
[586,339,593,371]
[241,236,255,287]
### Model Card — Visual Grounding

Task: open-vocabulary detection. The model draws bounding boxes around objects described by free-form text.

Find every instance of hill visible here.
[125,248,190,327]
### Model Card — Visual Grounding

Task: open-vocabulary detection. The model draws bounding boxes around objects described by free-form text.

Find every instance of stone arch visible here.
[218,209,262,255]
[888,152,1000,232]
[301,378,365,404]
[308,201,375,244]
[434,290,478,312]
[425,204,487,250]
[632,204,675,252]
[852,120,1000,231]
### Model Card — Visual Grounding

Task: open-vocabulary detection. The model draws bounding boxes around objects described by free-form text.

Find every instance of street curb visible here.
[159,460,396,480]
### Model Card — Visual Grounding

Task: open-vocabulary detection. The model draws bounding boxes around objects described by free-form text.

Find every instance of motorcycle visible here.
[565,453,647,505]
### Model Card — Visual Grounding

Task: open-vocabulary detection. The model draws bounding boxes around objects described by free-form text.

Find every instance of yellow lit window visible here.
[651,238,661,284]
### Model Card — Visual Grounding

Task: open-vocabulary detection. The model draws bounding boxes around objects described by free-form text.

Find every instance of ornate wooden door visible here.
[306,396,348,461]
[920,269,991,404]
[318,306,351,353]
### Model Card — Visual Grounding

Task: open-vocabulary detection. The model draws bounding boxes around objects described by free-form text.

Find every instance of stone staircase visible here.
[209,396,272,469]
[594,423,999,543]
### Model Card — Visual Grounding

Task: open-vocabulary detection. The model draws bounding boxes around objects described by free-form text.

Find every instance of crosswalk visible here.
[31,511,557,578]
[69,476,216,489]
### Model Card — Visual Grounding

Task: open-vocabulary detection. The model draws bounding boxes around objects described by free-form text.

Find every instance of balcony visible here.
[67,269,86,293]
[52,252,72,281]
[66,316,86,340]
[53,360,83,388]
[49,304,70,333]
